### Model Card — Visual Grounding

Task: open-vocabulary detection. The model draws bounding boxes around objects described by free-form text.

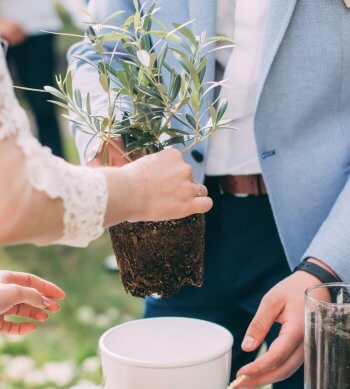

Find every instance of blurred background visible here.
[0,1,143,387]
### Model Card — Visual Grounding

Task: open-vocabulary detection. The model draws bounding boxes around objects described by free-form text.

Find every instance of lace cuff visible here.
[26,152,108,247]
[0,46,108,247]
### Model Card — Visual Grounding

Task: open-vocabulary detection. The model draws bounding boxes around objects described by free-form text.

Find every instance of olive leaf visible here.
[45,2,234,159]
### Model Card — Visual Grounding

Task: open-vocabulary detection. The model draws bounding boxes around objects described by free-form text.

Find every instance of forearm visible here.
[0,137,64,245]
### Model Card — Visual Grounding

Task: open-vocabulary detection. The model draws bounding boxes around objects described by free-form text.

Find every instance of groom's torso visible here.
[91,0,350,268]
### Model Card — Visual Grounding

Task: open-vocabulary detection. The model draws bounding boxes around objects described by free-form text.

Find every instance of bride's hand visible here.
[103,148,213,225]
[0,271,65,335]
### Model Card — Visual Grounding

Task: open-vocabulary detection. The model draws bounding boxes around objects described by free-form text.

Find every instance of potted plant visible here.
[45,1,234,297]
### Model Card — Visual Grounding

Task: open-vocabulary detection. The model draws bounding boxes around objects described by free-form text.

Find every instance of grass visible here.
[0,235,143,387]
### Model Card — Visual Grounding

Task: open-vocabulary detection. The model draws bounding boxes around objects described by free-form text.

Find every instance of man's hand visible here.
[88,138,130,168]
[234,263,330,388]
[0,18,26,46]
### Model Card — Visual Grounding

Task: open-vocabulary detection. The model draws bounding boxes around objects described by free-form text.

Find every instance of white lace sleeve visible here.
[0,45,108,247]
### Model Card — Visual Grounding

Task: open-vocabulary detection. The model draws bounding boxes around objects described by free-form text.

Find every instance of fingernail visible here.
[231,375,248,388]
[38,311,48,322]
[41,296,50,307]
[242,336,256,349]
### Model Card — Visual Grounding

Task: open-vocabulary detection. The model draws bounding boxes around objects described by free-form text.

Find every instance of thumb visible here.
[242,294,282,352]
[8,285,51,309]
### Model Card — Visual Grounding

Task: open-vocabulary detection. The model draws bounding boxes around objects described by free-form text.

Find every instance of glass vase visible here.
[305,283,350,389]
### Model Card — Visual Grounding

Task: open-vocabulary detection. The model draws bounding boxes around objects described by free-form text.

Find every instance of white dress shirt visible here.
[206,0,271,176]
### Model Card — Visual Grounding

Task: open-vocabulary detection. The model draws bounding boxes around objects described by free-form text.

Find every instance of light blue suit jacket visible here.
[69,0,350,282]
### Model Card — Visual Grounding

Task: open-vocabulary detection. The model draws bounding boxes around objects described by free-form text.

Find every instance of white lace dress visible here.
[0,45,108,247]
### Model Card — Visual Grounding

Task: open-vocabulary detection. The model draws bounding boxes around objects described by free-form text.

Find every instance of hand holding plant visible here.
[45,1,234,298]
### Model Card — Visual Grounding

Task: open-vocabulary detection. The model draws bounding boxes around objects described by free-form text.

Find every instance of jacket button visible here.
[191,150,204,163]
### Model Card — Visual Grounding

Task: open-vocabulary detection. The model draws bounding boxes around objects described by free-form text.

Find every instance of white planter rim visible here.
[99,317,234,368]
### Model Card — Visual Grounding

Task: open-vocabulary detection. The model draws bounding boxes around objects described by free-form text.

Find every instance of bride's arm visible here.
[0,135,212,247]
[0,136,64,244]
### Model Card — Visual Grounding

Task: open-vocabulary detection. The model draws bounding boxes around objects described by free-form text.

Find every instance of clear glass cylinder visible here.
[305,283,350,389]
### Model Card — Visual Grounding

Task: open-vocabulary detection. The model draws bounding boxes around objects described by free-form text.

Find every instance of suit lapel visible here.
[257,0,298,104]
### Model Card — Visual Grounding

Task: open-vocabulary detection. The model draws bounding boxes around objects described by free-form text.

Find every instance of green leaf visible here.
[99,74,110,92]
[86,93,92,115]
[65,71,73,98]
[171,48,200,90]
[190,89,199,111]
[133,0,139,11]
[157,43,168,71]
[206,35,235,44]
[47,100,70,111]
[178,97,190,109]
[134,12,141,30]
[87,26,97,42]
[209,104,217,125]
[171,74,182,101]
[101,33,126,41]
[137,50,151,66]
[162,136,185,146]
[186,113,196,129]
[165,128,189,135]
[93,42,104,54]
[117,70,129,88]
[172,23,197,46]
[217,98,228,123]
[44,86,66,100]
[74,89,82,108]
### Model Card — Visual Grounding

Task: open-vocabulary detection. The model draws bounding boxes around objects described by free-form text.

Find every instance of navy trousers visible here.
[7,34,64,158]
[144,176,303,388]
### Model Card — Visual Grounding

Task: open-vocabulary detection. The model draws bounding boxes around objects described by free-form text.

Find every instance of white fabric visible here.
[0,0,87,34]
[0,45,108,247]
[206,0,271,176]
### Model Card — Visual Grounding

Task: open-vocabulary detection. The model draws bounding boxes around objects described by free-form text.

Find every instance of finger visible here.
[5,304,48,323]
[235,343,304,388]
[238,321,303,378]
[0,320,37,335]
[191,196,213,214]
[242,295,283,352]
[6,285,51,309]
[193,183,208,198]
[2,272,65,299]
[45,299,61,312]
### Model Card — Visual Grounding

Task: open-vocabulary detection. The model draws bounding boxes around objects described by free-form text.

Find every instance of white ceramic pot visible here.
[99,317,233,389]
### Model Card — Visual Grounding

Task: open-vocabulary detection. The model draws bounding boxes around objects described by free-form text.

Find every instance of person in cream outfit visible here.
[69,0,350,387]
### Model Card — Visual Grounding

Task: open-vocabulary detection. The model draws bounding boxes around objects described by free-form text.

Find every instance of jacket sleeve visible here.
[303,178,350,283]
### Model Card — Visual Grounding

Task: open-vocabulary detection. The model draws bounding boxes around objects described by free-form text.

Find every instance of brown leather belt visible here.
[220,174,267,196]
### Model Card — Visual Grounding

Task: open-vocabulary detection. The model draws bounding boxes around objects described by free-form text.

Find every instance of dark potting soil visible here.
[307,305,350,389]
[109,214,205,298]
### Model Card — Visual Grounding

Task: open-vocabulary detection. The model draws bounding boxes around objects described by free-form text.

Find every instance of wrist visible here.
[306,257,339,279]
[102,167,144,227]
[294,258,342,284]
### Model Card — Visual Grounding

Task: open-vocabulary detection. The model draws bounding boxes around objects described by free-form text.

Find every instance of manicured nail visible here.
[231,375,248,388]
[242,336,256,349]
[41,296,50,307]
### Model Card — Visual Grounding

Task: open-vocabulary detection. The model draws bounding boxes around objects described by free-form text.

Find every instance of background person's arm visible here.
[0,16,26,46]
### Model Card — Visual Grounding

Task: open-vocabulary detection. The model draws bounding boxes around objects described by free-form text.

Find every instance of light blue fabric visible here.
[69,0,350,282]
